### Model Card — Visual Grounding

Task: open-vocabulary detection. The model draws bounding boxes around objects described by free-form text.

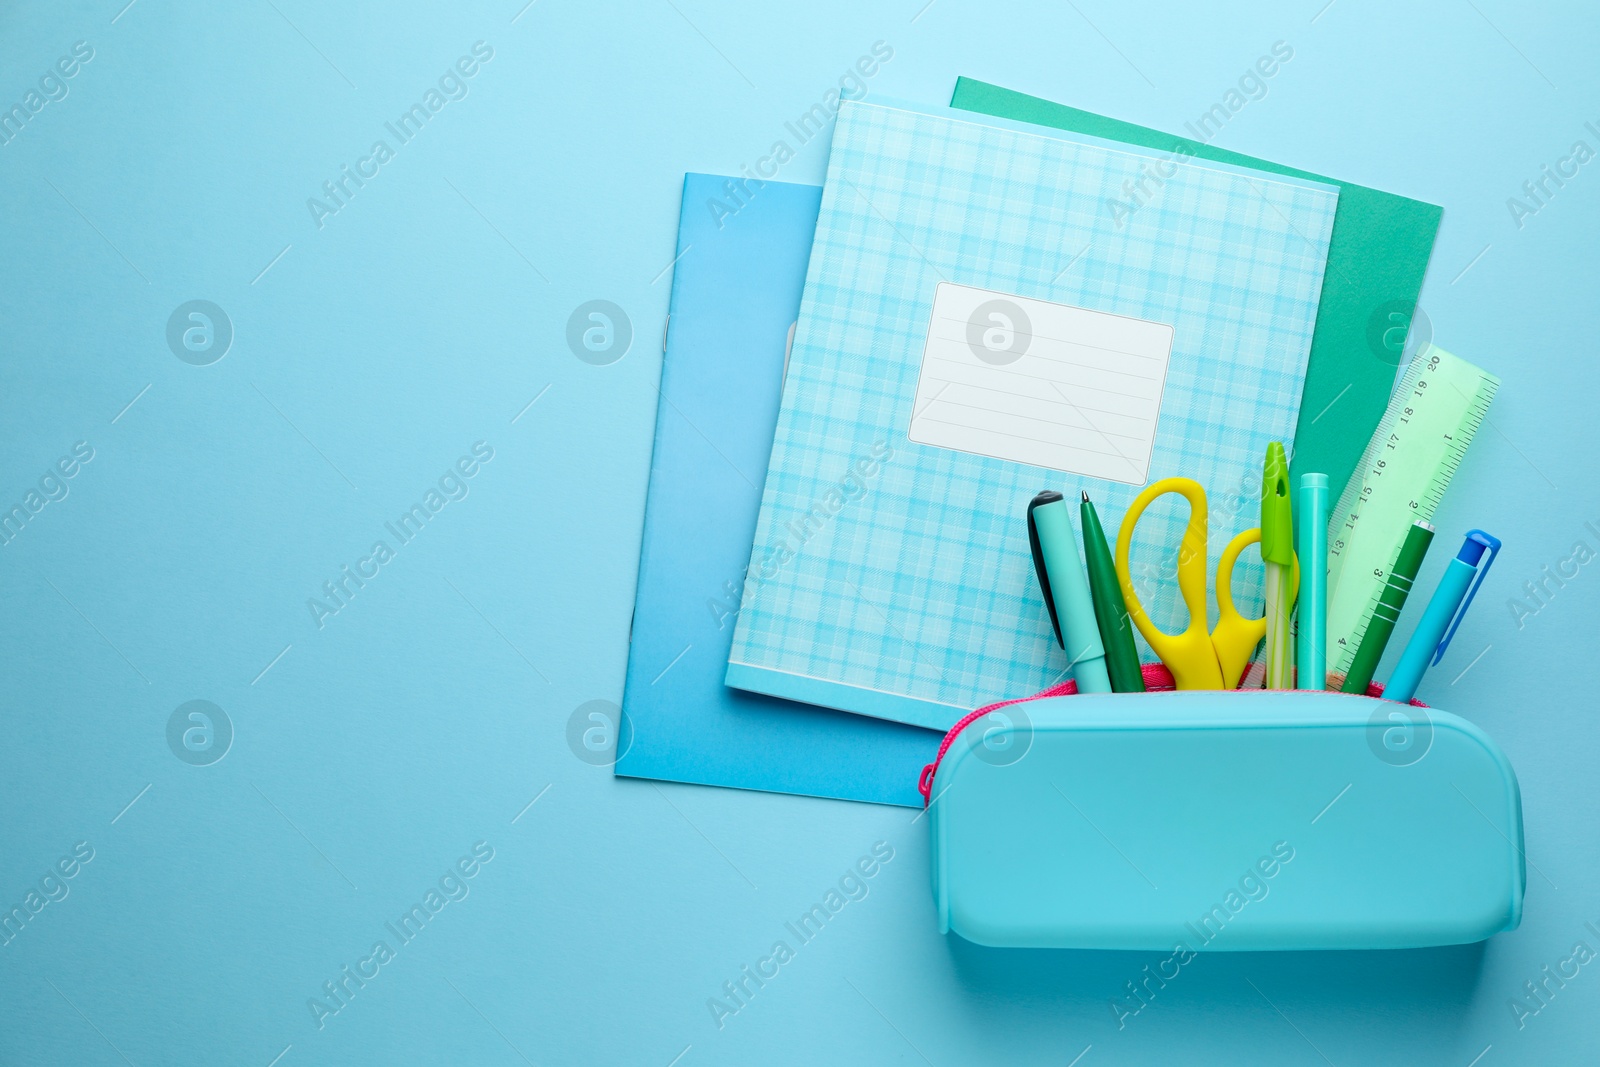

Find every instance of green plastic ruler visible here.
[1323,347,1500,684]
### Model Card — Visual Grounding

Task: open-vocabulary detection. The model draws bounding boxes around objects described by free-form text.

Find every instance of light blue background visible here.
[0,0,1594,1064]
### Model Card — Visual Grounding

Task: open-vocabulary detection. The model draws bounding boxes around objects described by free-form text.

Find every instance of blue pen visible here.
[1027,491,1112,694]
[1383,529,1501,703]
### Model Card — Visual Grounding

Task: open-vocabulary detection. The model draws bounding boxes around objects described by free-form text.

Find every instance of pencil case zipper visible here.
[917,666,1425,805]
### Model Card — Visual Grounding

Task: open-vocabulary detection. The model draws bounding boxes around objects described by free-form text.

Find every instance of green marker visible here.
[1339,519,1435,694]
[1080,491,1145,693]
[1261,443,1296,689]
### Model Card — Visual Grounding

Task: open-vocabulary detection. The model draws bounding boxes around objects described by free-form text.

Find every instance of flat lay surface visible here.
[2,1,1597,1064]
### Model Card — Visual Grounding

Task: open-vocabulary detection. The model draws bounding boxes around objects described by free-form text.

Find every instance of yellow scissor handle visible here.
[1212,529,1300,689]
[1114,477,1225,690]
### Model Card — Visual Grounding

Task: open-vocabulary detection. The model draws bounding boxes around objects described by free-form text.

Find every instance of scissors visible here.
[1113,477,1299,690]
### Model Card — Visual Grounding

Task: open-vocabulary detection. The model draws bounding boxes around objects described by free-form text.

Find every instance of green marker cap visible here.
[1261,442,1293,565]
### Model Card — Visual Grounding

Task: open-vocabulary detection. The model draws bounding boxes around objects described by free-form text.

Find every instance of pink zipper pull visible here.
[918,663,1179,805]
[918,678,1081,805]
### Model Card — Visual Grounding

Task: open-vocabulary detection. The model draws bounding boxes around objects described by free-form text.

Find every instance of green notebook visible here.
[951,78,1443,507]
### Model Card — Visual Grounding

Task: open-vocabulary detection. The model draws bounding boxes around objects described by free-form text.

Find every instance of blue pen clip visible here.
[1433,529,1501,665]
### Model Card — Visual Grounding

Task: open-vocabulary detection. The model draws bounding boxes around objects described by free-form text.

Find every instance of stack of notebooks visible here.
[616,79,1441,809]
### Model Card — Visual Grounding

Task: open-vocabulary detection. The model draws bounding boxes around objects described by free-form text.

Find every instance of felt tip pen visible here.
[1080,491,1145,693]
[1383,529,1501,703]
[1295,473,1329,690]
[1027,491,1112,694]
[1339,519,1435,694]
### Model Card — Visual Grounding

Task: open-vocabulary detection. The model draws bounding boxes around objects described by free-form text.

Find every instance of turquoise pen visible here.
[1295,473,1328,690]
[1384,530,1501,703]
[1027,491,1111,694]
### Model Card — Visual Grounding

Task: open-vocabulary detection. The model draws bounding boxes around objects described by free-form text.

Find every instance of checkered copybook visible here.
[726,99,1338,731]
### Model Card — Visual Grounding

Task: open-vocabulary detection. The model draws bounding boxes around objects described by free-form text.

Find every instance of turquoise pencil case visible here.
[921,684,1524,951]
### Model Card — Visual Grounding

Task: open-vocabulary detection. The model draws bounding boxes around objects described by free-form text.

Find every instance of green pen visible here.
[1339,520,1435,693]
[1079,491,1144,693]
[1261,443,1295,689]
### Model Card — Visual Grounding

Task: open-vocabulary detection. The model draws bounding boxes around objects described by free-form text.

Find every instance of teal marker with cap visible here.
[1295,473,1329,690]
[1027,491,1111,694]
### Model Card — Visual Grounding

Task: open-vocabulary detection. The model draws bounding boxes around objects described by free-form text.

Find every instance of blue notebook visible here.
[614,173,936,809]
[727,99,1340,729]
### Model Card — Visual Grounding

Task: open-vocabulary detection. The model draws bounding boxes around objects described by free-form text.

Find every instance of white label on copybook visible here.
[908,283,1173,484]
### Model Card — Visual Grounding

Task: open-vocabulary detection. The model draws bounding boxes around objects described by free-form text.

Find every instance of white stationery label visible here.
[908,283,1172,484]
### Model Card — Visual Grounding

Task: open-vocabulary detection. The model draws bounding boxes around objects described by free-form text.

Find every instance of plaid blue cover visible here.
[727,100,1338,729]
